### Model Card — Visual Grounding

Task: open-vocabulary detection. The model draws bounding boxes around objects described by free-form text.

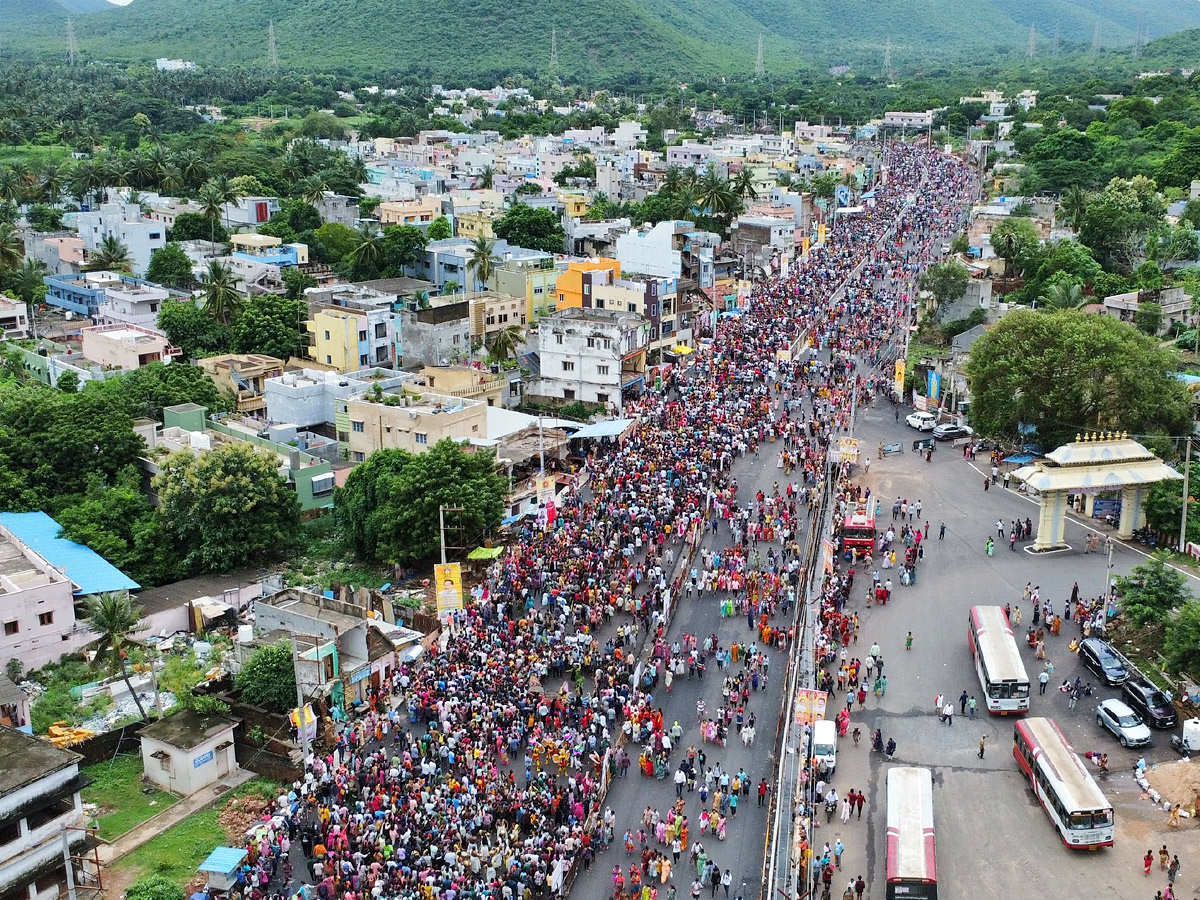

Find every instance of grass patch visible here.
[0,145,74,167]
[111,778,280,887]
[82,755,178,841]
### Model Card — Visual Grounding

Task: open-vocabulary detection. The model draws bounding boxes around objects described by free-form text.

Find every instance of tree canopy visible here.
[493,204,565,254]
[231,293,307,361]
[1115,551,1192,628]
[237,640,297,712]
[964,309,1192,448]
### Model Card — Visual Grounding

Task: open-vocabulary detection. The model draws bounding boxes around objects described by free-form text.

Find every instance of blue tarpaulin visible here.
[0,511,139,595]
[1005,454,1035,465]
[569,418,636,440]
[198,847,247,874]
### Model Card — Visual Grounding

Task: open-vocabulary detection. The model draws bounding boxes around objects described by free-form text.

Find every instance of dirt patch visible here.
[1145,759,1200,809]
[216,792,275,841]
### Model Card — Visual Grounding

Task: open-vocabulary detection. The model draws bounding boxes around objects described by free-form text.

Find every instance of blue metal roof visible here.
[198,847,248,874]
[0,511,139,595]
[569,418,636,440]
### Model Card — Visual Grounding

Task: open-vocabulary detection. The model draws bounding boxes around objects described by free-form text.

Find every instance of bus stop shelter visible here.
[1011,432,1182,551]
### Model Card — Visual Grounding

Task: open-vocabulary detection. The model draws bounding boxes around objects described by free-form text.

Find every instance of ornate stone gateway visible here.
[1011,432,1183,551]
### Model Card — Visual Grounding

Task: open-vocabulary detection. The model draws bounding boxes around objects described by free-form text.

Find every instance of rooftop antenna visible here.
[267,21,279,71]
[755,35,765,77]
[1026,23,1037,60]
[549,25,559,74]
[65,18,78,65]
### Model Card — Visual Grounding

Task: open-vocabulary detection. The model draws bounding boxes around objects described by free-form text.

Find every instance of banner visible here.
[836,184,851,207]
[927,370,941,401]
[434,562,463,617]
[822,537,835,574]
[535,475,556,506]
[818,224,827,244]
[837,437,860,464]
[794,689,828,726]
[893,359,906,397]
[290,703,318,743]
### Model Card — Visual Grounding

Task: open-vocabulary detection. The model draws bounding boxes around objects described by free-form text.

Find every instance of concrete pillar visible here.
[1033,489,1068,551]
[1118,485,1146,539]
[1084,494,1095,517]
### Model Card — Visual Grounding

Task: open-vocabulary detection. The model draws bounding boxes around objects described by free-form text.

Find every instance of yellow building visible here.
[345,391,487,461]
[378,196,443,226]
[554,259,621,311]
[197,353,284,414]
[416,365,505,406]
[556,191,590,220]
[456,209,496,241]
[307,307,398,373]
[490,255,566,321]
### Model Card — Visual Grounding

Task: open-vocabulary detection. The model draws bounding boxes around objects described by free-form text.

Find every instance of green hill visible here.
[7,0,1200,77]
[4,0,115,22]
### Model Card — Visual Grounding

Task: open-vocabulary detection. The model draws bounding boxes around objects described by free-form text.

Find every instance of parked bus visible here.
[842,505,876,553]
[885,766,937,900]
[1013,717,1114,849]
[967,605,1030,714]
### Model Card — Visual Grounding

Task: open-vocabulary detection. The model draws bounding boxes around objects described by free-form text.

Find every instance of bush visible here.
[126,874,183,900]
[236,641,296,712]
[192,695,232,717]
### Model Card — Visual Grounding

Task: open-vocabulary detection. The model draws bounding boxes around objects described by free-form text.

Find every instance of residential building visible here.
[378,196,443,227]
[469,291,526,344]
[882,110,936,129]
[222,196,281,229]
[416,238,512,292]
[556,191,590,220]
[666,142,713,168]
[0,676,30,732]
[156,58,196,70]
[43,271,157,319]
[264,367,412,436]
[616,221,685,279]
[555,259,622,311]
[455,209,496,240]
[141,404,336,511]
[0,299,29,340]
[1102,287,1191,335]
[140,710,238,796]
[23,233,84,276]
[590,271,690,358]
[489,250,565,322]
[730,215,796,263]
[96,279,171,328]
[0,511,139,669]
[80,323,181,371]
[414,365,505,407]
[534,307,650,406]
[76,200,166,276]
[794,121,834,140]
[0,725,93,900]
[396,302,471,367]
[345,389,487,460]
[144,198,203,229]
[197,354,285,414]
[308,306,398,372]
[315,193,361,227]
[230,233,308,269]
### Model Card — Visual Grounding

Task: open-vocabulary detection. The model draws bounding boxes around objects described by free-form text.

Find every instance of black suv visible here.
[1122,679,1178,729]
[1078,637,1129,685]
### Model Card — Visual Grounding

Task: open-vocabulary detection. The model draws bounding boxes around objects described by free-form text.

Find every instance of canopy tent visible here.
[569,417,637,440]
[467,546,504,560]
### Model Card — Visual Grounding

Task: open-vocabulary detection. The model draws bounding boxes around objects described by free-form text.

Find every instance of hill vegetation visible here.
[5,0,1200,78]
[5,0,114,22]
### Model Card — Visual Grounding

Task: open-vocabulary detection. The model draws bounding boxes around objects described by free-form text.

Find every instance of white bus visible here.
[1013,717,1114,849]
[885,766,937,900]
[967,605,1030,713]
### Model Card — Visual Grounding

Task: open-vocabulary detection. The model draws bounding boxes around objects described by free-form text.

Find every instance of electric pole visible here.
[290,634,310,765]
[65,18,78,66]
[1180,437,1191,553]
[267,21,279,72]
[755,35,765,78]
[1026,23,1037,60]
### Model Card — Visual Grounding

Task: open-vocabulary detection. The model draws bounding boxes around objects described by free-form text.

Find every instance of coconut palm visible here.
[662,166,687,195]
[696,169,735,220]
[83,591,149,722]
[175,149,206,187]
[477,165,495,189]
[348,223,383,277]
[40,161,70,204]
[196,181,227,244]
[732,168,759,202]
[86,235,132,272]
[0,222,22,271]
[487,322,524,361]
[296,174,329,207]
[467,236,498,293]
[0,167,24,204]
[1040,279,1086,310]
[68,161,103,207]
[1061,186,1088,231]
[346,156,368,185]
[199,260,243,325]
[14,259,47,306]
[673,185,699,222]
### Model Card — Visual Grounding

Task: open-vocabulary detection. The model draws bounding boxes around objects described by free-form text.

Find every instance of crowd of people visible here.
[221,142,974,900]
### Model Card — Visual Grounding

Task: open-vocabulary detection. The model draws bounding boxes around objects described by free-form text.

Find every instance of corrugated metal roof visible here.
[0,511,139,595]
[198,847,248,873]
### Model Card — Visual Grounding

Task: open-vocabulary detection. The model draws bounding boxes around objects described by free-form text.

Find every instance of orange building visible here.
[554,258,621,311]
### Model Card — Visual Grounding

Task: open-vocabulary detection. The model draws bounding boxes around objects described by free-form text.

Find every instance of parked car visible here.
[905,411,937,431]
[1096,697,1152,747]
[1122,678,1178,729]
[932,423,973,441]
[1079,637,1129,685]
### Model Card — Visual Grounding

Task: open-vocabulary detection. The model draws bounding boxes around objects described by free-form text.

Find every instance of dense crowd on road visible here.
[222,143,975,900]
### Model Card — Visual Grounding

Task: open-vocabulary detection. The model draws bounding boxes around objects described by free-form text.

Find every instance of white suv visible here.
[905,411,937,431]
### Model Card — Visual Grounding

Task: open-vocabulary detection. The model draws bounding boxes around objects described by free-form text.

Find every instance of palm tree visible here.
[1061,186,1087,231]
[673,185,699,222]
[696,169,735,221]
[196,181,227,244]
[477,165,495,190]
[487,322,524,361]
[732,168,759,202]
[87,235,132,272]
[83,591,149,722]
[348,223,383,277]
[199,260,243,325]
[68,162,103,208]
[1041,279,1086,310]
[346,156,368,185]
[0,222,22,271]
[467,235,498,293]
[40,161,70,204]
[175,149,206,187]
[662,166,686,195]
[297,174,329,207]
[14,258,47,306]
[0,167,23,205]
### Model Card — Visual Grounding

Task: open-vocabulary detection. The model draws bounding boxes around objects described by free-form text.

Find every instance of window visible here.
[360,354,369,366]
[603,339,612,349]
[352,421,365,433]
[534,286,543,295]
[563,388,576,399]
[353,451,366,462]
[358,330,368,342]
[375,323,388,338]
[586,337,595,348]
[562,361,575,372]
[415,433,428,445]
[556,334,563,344]
[3,621,16,636]
[597,393,609,404]
[324,330,331,340]
[597,364,610,375]
[649,303,658,317]
[38,612,54,626]
[499,314,508,323]
[326,355,333,364]
[150,303,159,313]
[338,431,349,442]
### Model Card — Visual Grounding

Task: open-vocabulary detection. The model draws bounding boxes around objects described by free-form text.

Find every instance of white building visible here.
[140,710,239,797]
[97,280,172,328]
[221,196,282,229]
[265,367,412,430]
[156,58,197,70]
[535,307,649,406]
[76,201,167,277]
[882,110,935,129]
[0,726,93,900]
[616,220,685,279]
[0,299,29,339]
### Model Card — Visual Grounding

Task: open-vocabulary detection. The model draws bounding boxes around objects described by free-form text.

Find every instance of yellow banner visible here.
[837,437,860,463]
[794,689,828,726]
[893,359,906,398]
[434,562,463,617]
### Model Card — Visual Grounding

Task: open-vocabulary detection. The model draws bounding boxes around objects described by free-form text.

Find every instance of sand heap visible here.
[1145,758,1200,809]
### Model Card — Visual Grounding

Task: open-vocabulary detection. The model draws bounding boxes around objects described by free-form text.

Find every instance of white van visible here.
[812,719,838,776]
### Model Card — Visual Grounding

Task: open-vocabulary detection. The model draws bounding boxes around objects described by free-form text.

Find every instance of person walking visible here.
[938,522,945,540]
[1038,670,1049,695]
[959,690,968,715]
[968,696,977,718]
[942,702,954,726]
[978,735,986,759]
[1144,850,1155,877]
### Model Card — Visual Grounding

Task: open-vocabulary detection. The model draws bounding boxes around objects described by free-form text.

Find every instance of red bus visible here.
[842,506,876,552]
[885,766,937,899]
[1013,717,1114,849]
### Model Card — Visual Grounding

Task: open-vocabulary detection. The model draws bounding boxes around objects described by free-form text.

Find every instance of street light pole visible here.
[1180,436,1191,553]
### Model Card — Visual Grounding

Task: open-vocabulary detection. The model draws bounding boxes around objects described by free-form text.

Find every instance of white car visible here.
[1096,698,1152,748]
[905,412,937,431]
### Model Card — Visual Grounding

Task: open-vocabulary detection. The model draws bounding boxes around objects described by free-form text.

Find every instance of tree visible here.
[467,236,498,292]
[1060,186,1088,231]
[314,222,358,264]
[348,224,384,279]
[487,322,523,362]
[87,235,132,273]
[1164,599,1200,677]
[989,217,1041,278]
[0,223,21,272]
[1032,239,1102,287]
[199,260,243,326]
[126,873,182,900]
[1039,278,1086,310]
[282,267,317,301]
[493,203,565,253]
[169,212,228,244]
[731,168,758,202]
[381,224,428,272]
[146,243,195,289]
[155,443,300,572]
[334,440,507,563]
[1115,551,1191,627]
[83,592,149,721]
[427,216,452,241]
[157,299,230,361]
[56,371,79,394]
[949,234,970,256]
[236,640,297,712]
[232,293,306,360]
[26,204,64,232]
[1133,301,1164,336]
[965,309,1193,448]
[917,260,969,312]
[1078,176,1166,275]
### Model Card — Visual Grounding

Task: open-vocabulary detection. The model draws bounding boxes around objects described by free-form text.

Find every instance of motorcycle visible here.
[825,794,838,822]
